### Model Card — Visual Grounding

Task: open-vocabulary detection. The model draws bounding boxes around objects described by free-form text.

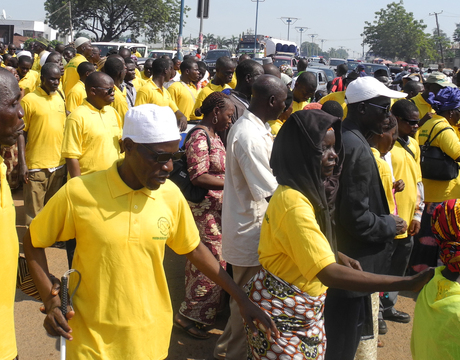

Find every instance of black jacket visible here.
[331,118,396,297]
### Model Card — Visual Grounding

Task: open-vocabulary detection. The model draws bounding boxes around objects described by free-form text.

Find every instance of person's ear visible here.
[269,94,276,107]
[358,102,366,115]
[123,138,134,154]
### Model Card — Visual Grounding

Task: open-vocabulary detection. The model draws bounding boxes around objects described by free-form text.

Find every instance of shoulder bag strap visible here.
[424,121,453,147]
[180,81,196,103]
[183,126,212,154]
[396,138,415,159]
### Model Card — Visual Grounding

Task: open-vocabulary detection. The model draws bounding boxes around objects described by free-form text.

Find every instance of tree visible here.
[44,0,187,42]
[363,1,436,61]
[224,35,239,55]
[454,23,460,43]
[432,28,454,60]
[215,36,227,49]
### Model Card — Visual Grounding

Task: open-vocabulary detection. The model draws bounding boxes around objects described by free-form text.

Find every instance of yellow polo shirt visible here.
[417,115,460,202]
[371,147,396,215]
[319,91,348,118]
[66,80,87,114]
[135,79,179,112]
[391,137,421,238]
[167,81,198,120]
[411,93,436,120]
[21,87,66,169]
[140,71,150,81]
[111,86,129,126]
[29,161,200,360]
[259,185,336,297]
[61,100,122,176]
[31,53,40,71]
[190,82,230,120]
[63,53,87,97]
[267,119,284,136]
[228,72,237,89]
[18,70,39,96]
[292,100,309,113]
[0,157,18,360]
[132,77,146,91]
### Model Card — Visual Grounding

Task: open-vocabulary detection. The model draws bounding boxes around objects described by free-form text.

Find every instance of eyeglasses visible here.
[94,86,115,95]
[366,102,391,115]
[137,143,184,163]
[400,118,420,126]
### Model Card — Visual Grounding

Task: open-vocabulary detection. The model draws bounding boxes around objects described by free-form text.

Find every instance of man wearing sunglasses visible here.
[325,77,408,360]
[23,104,278,360]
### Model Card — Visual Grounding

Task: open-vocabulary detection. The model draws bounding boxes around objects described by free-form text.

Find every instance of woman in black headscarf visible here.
[244,110,433,360]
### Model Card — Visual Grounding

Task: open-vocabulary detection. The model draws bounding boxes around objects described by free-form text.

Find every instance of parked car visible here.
[305,68,329,92]
[148,50,177,59]
[91,42,148,57]
[347,62,391,77]
[328,58,347,70]
[308,65,336,82]
[273,55,297,69]
[203,49,232,76]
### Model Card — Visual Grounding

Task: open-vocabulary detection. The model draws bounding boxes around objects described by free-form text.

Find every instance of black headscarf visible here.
[270,109,343,256]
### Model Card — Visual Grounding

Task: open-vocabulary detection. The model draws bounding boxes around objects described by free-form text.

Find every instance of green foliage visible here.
[363,1,436,61]
[300,42,348,60]
[454,23,460,43]
[23,38,35,51]
[44,0,187,42]
[432,28,454,60]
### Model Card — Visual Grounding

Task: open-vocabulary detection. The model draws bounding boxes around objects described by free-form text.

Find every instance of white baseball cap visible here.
[74,37,90,48]
[122,104,180,144]
[16,50,32,59]
[346,76,407,104]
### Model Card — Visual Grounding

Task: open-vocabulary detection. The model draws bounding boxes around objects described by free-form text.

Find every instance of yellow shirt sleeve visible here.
[62,117,83,159]
[134,86,149,106]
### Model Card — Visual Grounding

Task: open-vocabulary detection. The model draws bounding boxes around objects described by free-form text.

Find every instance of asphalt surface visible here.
[12,188,415,360]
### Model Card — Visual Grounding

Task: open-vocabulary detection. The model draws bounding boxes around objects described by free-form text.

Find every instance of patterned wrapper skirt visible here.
[244,268,327,360]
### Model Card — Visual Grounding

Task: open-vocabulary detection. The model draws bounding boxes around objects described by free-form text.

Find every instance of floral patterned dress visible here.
[179,128,226,325]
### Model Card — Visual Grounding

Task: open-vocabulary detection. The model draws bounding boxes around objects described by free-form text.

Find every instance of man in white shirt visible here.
[215,75,288,360]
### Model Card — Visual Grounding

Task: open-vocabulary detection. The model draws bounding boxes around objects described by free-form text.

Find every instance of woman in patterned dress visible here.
[244,110,434,360]
[174,92,234,339]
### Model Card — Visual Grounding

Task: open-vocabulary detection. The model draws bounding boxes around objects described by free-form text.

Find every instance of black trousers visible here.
[324,295,367,360]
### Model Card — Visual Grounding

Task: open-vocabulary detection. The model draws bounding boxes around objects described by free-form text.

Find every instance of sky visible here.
[1,0,459,58]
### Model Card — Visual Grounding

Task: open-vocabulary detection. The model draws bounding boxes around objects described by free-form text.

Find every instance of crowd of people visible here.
[1,36,460,360]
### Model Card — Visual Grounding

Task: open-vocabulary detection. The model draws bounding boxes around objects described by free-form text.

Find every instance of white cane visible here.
[60,269,81,360]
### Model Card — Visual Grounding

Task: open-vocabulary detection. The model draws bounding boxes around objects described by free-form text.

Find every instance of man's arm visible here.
[17,132,29,184]
[66,158,81,178]
[185,242,279,339]
[175,110,187,132]
[23,229,74,340]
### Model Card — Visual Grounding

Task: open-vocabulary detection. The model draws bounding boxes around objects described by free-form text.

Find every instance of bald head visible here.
[250,75,288,121]
[46,52,62,64]
[119,47,131,60]
[0,68,19,100]
[85,71,112,89]
[41,63,60,78]
[263,63,281,78]
[296,71,317,88]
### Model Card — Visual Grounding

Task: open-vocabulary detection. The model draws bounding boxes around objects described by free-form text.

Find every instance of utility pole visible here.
[318,39,326,52]
[68,1,73,42]
[295,26,309,56]
[280,17,299,40]
[308,34,317,56]
[430,11,444,64]
[252,0,265,58]
[176,0,185,60]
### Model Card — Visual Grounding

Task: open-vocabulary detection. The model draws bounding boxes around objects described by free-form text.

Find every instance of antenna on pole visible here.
[295,26,309,56]
[279,17,299,41]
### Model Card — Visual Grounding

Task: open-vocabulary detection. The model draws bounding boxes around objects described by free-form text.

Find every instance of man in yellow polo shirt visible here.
[17,54,39,96]
[0,68,25,360]
[23,104,277,360]
[62,37,93,96]
[190,56,235,120]
[168,59,200,120]
[141,59,153,81]
[17,63,66,227]
[105,57,129,124]
[135,57,187,130]
[66,62,95,113]
[292,72,317,113]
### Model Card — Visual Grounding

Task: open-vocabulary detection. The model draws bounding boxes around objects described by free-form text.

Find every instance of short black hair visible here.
[180,59,196,73]
[104,57,125,79]
[197,61,207,72]
[41,63,60,78]
[77,61,95,77]
[216,56,235,71]
[235,60,263,83]
[18,55,33,65]
[296,71,317,89]
[297,58,308,72]
[403,81,423,95]
[63,47,76,55]
[8,57,18,68]
[391,99,419,119]
[322,100,344,119]
[151,58,171,76]
[336,64,348,76]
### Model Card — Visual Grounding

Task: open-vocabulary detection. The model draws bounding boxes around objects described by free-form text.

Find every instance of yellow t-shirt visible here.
[0,157,18,360]
[167,81,198,120]
[61,99,122,176]
[66,80,87,114]
[29,161,200,360]
[267,119,284,136]
[18,70,39,96]
[292,100,309,113]
[190,82,231,120]
[371,147,395,215]
[111,86,129,126]
[391,137,421,238]
[21,87,66,169]
[228,72,237,89]
[31,53,40,71]
[411,93,435,120]
[258,185,336,297]
[141,71,150,81]
[63,54,87,97]
[417,115,460,202]
[135,79,179,113]
[132,76,146,91]
[319,91,348,118]
[135,51,142,58]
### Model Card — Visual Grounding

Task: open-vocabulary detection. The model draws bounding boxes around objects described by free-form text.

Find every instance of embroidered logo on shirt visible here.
[158,217,171,236]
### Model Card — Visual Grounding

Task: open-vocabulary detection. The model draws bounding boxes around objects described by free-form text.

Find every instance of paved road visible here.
[12,189,415,360]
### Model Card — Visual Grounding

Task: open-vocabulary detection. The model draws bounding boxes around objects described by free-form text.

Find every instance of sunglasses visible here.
[94,86,115,95]
[137,143,184,163]
[366,102,391,115]
[401,118,420,126]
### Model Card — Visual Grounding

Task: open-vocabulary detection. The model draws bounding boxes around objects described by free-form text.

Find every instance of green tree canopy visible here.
[44,0,186,42]
[363,1,436,61]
